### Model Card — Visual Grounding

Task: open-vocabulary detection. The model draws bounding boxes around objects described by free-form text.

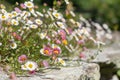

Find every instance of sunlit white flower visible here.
[30,24,38,29]
[1,9,7,14]
[69,19,75,24]
[29,8,37,17]
[25,61,38,71]
[80,28,90,37]
[24,1,34,8]
[11,19,19,26]
[0,42,2,46]
[58,58,66,66]
[21,61,37,71]
[53,12,62,19]
[39,32,47,39]
[65,0,69,4]
[10,42,17,49]
[36,11,44,17]
[35,19,43,25]
[0,14,8,20]
[16,17,21,21]
[23,26,30,30]
[70,11,76,17]
[20,11,30,17]
[56,22,65,29]
[21,64,28,70]
[27,20,33,24]
[7,13,13,18]
[11,11,18,17]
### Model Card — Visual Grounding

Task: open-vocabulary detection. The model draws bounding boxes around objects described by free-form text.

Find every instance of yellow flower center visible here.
[54,50,59,54]
[58,23,63,27]
[44,50,49,55]
[28,63,33,68]
[62,40,68,45]
[60,60,64,64]
[11,43,15,47]
[2,15,5,19]
[55,13,59,18]
[13,13,17,16]
[27,3,32,7]
[14,21,17,25]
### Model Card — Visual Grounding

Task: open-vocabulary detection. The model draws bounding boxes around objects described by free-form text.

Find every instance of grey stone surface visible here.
[93,32,120,63]
[0,63,100,80]
[0,68,9,80]
[18,62,100,80]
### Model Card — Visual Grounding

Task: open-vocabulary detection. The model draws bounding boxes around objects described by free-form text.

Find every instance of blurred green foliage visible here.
[72,0,120,30]
[1,0,120,30]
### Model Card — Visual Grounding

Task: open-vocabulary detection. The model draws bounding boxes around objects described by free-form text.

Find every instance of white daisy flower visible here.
[56,22,65,29]
[29,8,37,17]
[16,17,21,21]
[35,19,43,25]
[65,0,69,4]
[11,11,18,17]
[39,32,47,39]
[27,20,33,24]
[24,1,34,8]
[10,42,17,49]
[53,12,62,19]
[1,9,7,14]
[0,14,8,21]
[7,13,13,18]
[36,11,44,17]
[25,61,38,71]
[58,58,66,66]
[30,24,38,29]
[11,19,19,26]
[21,64,28,70]
[0,42,2,46]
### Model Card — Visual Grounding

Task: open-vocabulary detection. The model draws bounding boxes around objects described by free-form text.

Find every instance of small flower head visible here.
[21,64,28,70]
[53,12,62,19]
[39,32,47,39]
[22,61,38,71]
[10,42,17,49]
[14,7,21,13]
[11,19,19,26]
[18,55,27,63]
[35,19,43,25]
[24,1,34,8]
[11,11,18,17]
[79,52,86,58]
[62,39,68,45]
[20,3,26,9]
[53,48,61,55]
[56,22,65,29]
[58,29,66,40]
[40,46,52,56]
[52,44,61,55]
[58,58,66,66]
[30,24,38,29]
[0,14,8,21]
[55,39,61,44]
[42,60,49,68]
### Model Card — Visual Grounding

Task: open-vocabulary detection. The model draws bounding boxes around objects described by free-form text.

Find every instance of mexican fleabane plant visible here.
[0,0,112,75]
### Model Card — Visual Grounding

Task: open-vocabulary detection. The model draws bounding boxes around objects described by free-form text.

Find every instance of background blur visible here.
[0,0,120,80]
[1,0,120,31]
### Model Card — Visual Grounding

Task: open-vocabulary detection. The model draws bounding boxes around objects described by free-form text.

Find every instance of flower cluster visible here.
[0,0,112,74]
